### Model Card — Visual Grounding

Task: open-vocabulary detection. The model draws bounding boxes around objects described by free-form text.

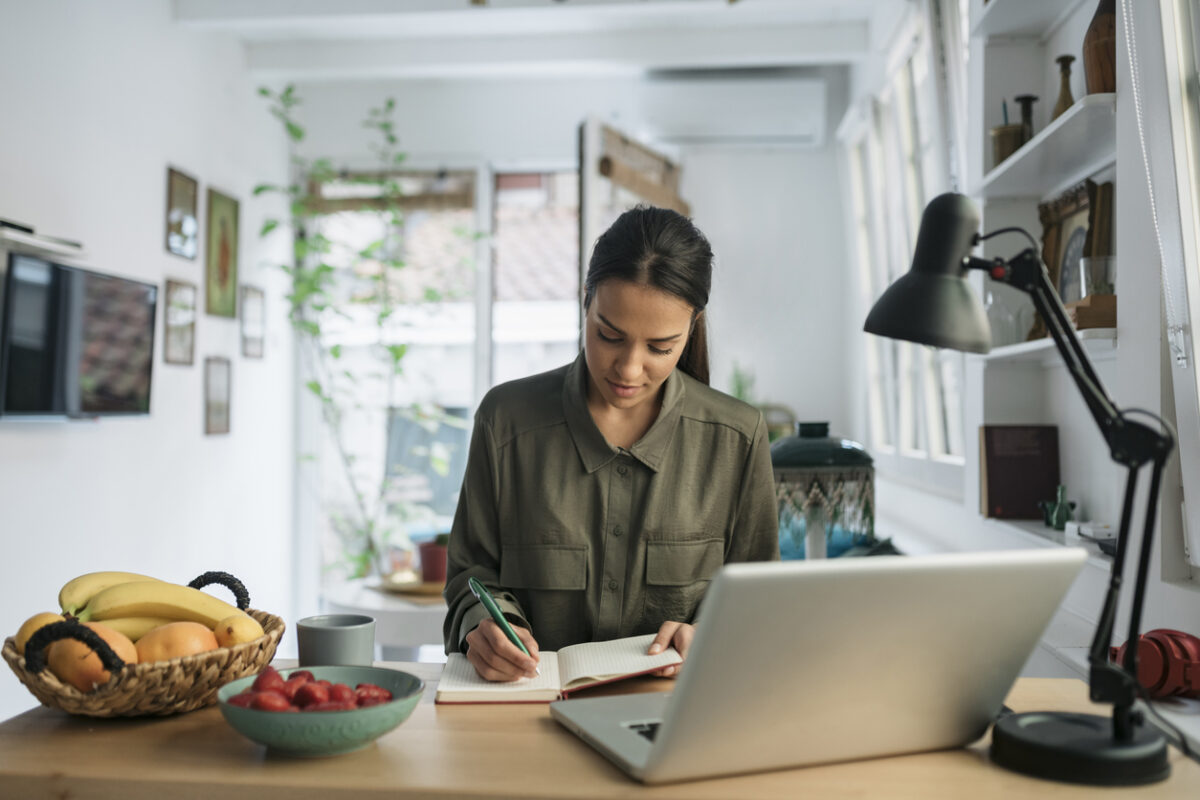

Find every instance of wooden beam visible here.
[598,155,690,216]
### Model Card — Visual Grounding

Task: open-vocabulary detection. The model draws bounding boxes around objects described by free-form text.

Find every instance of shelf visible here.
[0,227,85,259]
[971,0,1088,39]
[984,518,1112,571]
[977,327,1116,366]
[978,93,1116,200]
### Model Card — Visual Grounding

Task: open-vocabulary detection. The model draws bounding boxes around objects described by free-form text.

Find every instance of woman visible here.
[443,205,779,681]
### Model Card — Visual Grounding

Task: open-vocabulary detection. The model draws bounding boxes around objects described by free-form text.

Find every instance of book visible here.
[434,633,682,704]
[979,425,1060,520]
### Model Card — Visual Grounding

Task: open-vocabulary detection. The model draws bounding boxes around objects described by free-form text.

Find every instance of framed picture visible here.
[205,188,240,318]
[240,285,265,359]
[165,167,199,259]
[204,356,231,435]
[163,279,197,365]
[1038,181,1090,306]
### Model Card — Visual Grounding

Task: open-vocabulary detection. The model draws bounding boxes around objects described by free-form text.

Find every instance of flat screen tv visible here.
[0,252,158,417]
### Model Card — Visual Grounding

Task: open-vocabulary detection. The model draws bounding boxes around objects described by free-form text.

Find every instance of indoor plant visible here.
[256,86,467,579]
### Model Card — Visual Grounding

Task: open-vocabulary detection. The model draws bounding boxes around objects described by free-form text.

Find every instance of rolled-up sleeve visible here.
[442,415,531,653]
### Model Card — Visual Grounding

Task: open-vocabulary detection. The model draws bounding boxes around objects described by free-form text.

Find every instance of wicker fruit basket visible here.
[2,609,284,718]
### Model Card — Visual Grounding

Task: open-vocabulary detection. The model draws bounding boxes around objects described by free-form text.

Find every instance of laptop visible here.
[550,548,1087,784]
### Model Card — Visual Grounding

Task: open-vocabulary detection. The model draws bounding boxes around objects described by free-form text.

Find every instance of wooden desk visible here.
[1,668,1197,799]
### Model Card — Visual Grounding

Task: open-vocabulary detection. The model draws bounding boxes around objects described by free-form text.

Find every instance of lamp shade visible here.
[863,193,992,354]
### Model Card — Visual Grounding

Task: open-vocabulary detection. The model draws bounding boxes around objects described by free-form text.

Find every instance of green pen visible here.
[468,576,539,674]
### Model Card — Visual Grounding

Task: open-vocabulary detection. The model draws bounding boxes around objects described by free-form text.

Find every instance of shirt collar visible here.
[562,351,686,474]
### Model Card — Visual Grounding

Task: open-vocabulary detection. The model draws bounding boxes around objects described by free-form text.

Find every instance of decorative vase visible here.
[1082,0,1117,94]
[984,288,1020,347]
[1052,55,1076,121]
[1014,94,1038,144]
[770,422,883,560]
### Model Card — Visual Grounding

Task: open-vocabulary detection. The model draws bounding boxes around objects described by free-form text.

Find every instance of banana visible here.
[59,570,165,615]
[98,616,177,642]
[76,581,249,628]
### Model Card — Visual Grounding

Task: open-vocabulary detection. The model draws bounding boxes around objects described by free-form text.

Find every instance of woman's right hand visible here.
[464,619,541,682]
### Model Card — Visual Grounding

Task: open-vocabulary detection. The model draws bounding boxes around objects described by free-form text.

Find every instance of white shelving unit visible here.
[985,518,1112,570]
[980,327,1116,365]
[971,0,1090,39]
[979,93,1116,199]
[965,0,1120,530]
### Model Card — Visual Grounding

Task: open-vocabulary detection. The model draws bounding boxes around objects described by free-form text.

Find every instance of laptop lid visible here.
[556,548,1087,784]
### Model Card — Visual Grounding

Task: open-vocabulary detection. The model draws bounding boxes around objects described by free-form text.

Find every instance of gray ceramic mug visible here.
[296,614,376,667]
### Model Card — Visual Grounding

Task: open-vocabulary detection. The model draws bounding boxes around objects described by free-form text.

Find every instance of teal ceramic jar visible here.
[770,422,876,559]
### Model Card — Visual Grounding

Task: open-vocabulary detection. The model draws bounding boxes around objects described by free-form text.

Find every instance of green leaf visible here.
[286,120,305,142]
[253,184,278,196]
[260,219,279,237]
[258,87,271,97]
[330,344,342,359]
[305,380,326,400]
[359,239,386,258]
[423,287,443,302]
[386,344,408,364]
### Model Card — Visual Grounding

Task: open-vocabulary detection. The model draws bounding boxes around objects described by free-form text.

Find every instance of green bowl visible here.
[217,665,423,756]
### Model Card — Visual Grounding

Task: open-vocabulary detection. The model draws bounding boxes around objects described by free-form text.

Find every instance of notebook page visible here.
[557,634,682,690]
[438,652,561,695]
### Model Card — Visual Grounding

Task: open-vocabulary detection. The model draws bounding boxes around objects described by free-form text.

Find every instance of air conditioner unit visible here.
[634,76,826,147]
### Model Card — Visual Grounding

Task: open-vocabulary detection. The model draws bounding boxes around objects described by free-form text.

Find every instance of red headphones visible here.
[1110,629,1200,699]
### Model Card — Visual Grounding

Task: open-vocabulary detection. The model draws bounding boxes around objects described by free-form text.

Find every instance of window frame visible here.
[839,13,968,500]
[1155,0,1200,568]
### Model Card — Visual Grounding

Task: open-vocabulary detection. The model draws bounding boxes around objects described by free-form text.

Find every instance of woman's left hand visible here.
[646,621,695,678]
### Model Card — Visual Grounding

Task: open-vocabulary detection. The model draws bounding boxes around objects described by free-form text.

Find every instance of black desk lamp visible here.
[864,193,1176,785]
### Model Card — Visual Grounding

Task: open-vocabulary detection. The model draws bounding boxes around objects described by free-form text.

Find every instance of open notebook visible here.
[435,633,682,704]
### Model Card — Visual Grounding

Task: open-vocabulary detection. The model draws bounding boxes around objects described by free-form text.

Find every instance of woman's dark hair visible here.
[583,206,712,385]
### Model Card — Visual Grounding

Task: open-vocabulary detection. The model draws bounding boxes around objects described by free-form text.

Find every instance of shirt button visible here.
[617,465,628,476]
[608,580,618,591]
[613,524,623,537]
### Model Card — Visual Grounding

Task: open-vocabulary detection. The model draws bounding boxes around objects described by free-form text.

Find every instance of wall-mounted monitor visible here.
[0,252,158,417]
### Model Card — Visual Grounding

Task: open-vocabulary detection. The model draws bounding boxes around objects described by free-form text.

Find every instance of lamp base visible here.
[991,711,1170,785]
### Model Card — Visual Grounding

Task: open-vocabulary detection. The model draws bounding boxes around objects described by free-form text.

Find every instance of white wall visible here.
[291,69,851,433]
[0,0,295,720]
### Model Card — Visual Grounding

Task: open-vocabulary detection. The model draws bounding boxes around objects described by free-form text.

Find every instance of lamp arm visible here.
[968,249,1120,431]
[969,246,1176,731]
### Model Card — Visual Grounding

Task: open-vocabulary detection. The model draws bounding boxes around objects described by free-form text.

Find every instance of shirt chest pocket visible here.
[643,538,724,623]
[500,544,588,590]
[645,539,724,585]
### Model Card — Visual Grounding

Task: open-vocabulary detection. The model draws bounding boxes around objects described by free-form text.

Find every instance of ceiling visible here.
[174,0,907,82]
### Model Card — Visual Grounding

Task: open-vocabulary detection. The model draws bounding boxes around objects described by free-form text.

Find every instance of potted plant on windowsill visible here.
[417,533,451,585]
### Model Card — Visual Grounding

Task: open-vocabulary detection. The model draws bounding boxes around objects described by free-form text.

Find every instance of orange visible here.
[14,612,65,656]
[46,621,137,692]
[135,621,219,664]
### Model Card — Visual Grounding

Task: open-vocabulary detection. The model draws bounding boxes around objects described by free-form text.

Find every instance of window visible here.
[492,171,581,385]
[310,170,479,574]
[305,168,586,576]
[839,8,968,493]
[1154,0,1200,567]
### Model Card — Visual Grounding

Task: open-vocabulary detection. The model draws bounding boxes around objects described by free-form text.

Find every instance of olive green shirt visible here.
[443,352,780,654]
